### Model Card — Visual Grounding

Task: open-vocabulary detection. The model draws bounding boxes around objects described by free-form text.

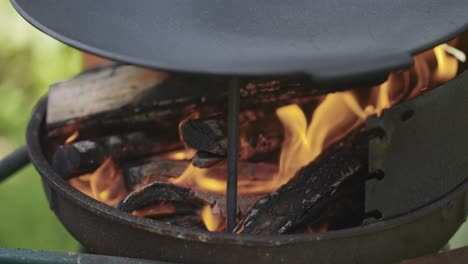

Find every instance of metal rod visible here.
[226,78,240,232]
[0,144,30,183]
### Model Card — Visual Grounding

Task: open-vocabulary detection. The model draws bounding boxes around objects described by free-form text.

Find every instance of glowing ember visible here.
[305,223,329,234]
[159,149,196,161]
[65,131,79,144]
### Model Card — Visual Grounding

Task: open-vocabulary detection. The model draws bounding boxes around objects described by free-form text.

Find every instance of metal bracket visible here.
[365,71,468,221]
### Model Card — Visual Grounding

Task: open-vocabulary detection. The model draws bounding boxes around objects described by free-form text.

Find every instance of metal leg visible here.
[0,145,30,183]
[226,78,240,232]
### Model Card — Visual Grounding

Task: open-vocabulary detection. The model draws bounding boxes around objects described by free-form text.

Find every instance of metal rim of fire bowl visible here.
[26,96,468,247]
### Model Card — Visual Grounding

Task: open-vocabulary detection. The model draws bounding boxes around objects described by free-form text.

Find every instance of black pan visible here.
[10,0,468,85]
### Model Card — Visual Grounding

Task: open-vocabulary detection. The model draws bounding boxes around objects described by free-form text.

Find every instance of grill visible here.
[1,1,468,263]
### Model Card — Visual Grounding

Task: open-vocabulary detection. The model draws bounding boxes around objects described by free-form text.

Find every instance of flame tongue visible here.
[274,44,461,185]
[434,45,460,82]
[69,157,128,207]
[201,205,226,232]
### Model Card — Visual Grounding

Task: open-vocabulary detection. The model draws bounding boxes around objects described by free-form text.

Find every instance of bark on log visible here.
[53,131,182,179]
[234,128,369,235]
[47,64,329,140]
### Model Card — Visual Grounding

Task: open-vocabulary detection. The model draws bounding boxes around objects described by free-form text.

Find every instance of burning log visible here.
[133,203,198,218]
[47,64,324,140]
[123,159,189,189]
[180,114,283,165]
[117,180,259,219]
[53,132,181,179]
[126,191,207,229]
[234,129,368,235]
[116,182,204,213]
[122,158,278,193]
[122,158,273,216]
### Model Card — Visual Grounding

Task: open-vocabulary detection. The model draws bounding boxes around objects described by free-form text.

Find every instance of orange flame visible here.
[434,44,460,82]
[69,157,128,207]
[159,149,196,161]
[170,163,280,195]
[200,205,226,232]
[274,44,461,184]
[305,223,329,234]
[172,44,462,197]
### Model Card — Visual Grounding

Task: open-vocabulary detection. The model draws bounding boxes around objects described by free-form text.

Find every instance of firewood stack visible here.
[47,64,370,234]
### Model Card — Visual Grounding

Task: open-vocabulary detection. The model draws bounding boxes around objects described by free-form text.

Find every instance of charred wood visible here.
[234,128,369,235]
[53,131,181,180]
[192,151,225,168]
[181,118,227,156]
[132,200,205,229]
[158,215,205,230]
[193,191,260,218]
[293,179,365,233]
[116,182,204,213]
[123,159,189,190]
[180,113,283,165]
[117,180,259,218]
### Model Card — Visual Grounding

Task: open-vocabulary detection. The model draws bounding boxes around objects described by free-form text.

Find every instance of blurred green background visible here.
[0,0,466,254]
[0,0,81,251]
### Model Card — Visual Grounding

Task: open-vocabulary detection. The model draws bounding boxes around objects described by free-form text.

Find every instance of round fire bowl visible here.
[27,97,467,264]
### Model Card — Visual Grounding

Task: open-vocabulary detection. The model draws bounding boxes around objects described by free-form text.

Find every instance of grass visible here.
[0,166,79,251]
[0,0,80,252]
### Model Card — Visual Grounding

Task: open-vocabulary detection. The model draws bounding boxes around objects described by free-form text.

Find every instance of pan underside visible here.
[11,0,468,84]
